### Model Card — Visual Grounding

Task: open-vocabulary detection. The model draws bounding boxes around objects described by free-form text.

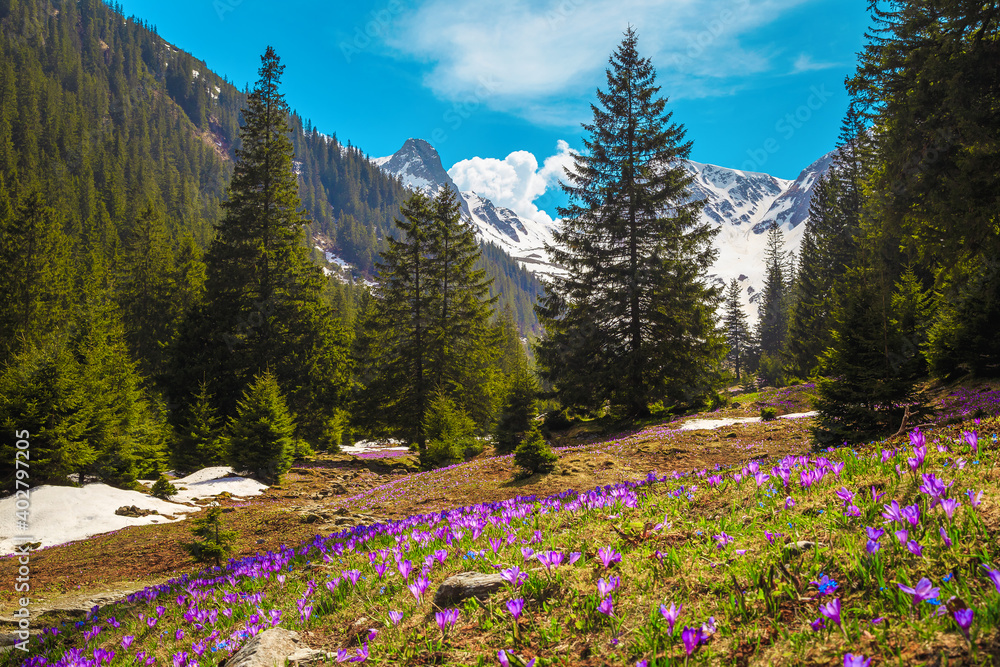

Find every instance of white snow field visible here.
[680,411,819,431]
[1,467,267,556]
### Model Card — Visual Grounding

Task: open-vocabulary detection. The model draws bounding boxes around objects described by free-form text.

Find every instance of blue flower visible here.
[943,573,953,583]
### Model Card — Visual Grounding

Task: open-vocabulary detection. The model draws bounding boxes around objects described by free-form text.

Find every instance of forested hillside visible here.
[0,0,542,490]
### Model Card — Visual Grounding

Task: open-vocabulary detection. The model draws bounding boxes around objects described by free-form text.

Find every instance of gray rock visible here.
[115,505,157,518]
[225,628,320,667]
[432,571,506,608]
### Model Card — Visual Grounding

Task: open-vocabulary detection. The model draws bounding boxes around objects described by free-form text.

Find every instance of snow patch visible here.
[679,411,817,431]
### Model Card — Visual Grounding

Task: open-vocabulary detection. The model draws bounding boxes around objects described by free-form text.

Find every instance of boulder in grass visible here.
[432,571,506,608]
[224,628,324,667]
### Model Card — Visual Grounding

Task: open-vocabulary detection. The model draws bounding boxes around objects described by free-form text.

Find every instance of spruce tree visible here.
[756,222,790,358]
[0,188,71,364]
[813,266,918,445]
[227,371,295,484]
[513,421,557,478]
[355,188,498,462]
[172,379,225,473]
[354,192,435,455]
[536,27,723,416]
[722,279,750,382]
[172,47,350,446]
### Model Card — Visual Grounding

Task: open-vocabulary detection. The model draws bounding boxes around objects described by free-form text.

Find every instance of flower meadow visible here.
[7,419,1000,666]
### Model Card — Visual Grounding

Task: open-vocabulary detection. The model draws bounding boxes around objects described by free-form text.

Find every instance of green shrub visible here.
[543,408,573,432]
[514,422,557,478]
[150,474,178,499]
[423,392,478,468]
[760,406,778,421]
[494,364,538,454]
[184,506,236,566]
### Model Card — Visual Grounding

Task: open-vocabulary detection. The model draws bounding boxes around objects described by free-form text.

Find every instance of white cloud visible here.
[386,0,810,124]
[448,140,578,226]
[790,52,839,74]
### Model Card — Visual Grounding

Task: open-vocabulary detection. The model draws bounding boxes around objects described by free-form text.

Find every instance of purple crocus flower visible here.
[435,608,459,635]
[597,596,614,617]
[901,503,921,527]
[963,430,978,454]
[906,540,923,557]
[521,546,535,561]
[939,526,953,548]
[810,617,826,631]
[497,650,511,667]
[598,546,621,569]
[835,487,855,505]
[819,598,842,626]
[966,489,983,507]
[398,560,413,580]
[713,532,734,549]
[681,627,700,656]
[388,610,403,626]
[939,498,961,521]
[865,539,881,554]
[343,569,362,586]
[121,636,135,650]
[983,566,1000,593]
[870,486,885,504]
[898,578,940,606]
[784,496,796,510]
[537,551,564,572]
[407,575,430,604]
[597,576,620,597]
[895,529,909,544]
[865,527,884,541]
[659,602,682,634]
[843,653,871,667]
[506,598,525,620]
[882,500,903,523]
[954,608,974,639]
[501,566,527,588]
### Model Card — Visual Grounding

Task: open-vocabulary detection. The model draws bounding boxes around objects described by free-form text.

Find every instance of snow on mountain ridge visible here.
[372,138,839,315]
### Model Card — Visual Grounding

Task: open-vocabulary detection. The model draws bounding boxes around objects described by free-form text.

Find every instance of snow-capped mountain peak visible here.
[372,138,840,310]
[372,139,562,277]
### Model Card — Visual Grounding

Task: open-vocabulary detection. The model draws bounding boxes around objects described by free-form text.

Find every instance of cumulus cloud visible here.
[386,0,810,124]
[448,141,578,227]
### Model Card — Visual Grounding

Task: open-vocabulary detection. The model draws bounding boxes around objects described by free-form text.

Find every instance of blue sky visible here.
[119,0,870,223]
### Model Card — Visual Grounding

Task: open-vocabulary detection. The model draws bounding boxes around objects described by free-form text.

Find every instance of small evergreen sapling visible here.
[226,371,295,484]
[150,474,178,499]
[513,421,557,478]
[185,506,236,567]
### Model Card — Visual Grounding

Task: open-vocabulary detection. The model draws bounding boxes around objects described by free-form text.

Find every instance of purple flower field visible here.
[7,415,1000,666]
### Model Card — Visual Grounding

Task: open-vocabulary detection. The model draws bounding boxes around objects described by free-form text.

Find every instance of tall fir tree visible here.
[354,192,436,455]
[171,47,350,447]
[427,187,498,426]
[355,188,498,462]
[536,27,723,416]
[172,379,226,473]
[723,279,751,382]
[0,187,71,365]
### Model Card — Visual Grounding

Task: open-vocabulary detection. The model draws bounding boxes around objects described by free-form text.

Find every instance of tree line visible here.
[719,0,999,444]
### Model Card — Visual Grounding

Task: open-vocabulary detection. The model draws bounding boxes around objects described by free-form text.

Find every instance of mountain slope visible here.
[373,139,563,278]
